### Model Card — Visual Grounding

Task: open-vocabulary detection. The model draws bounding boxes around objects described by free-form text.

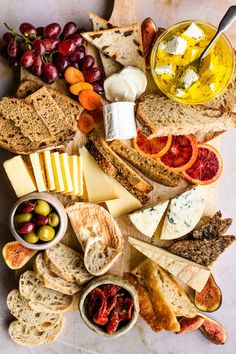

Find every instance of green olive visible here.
[34,200,51,216]
[48,213,60,227]
[24,232,39,244]
[37,225,55,242]
[14,213,32,224]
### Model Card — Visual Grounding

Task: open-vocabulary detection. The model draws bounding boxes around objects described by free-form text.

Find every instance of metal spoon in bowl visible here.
[177,6,236,88]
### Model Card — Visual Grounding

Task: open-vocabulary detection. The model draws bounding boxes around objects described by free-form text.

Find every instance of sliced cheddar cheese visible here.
[51,152,64,193]
[67,155,79,196]
[60,153,73,194]
[43,151,55,191]
[77,156,83,197]
[29,153,47,192]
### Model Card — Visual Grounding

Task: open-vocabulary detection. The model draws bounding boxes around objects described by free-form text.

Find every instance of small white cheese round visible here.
[104,74,136,102]
[119,66,147,98]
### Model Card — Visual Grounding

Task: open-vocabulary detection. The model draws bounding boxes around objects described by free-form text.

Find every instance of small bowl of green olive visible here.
[9,193,68,250]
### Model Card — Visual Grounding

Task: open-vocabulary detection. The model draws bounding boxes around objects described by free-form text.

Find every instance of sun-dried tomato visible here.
[106,308,120,334]
[99,284,121,298]
[106,295,118,316]
[116,297,134,321]
[85,288,107,319]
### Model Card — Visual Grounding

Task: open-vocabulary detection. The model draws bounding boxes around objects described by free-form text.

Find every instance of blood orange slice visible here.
[160,135,198,172]
[183,144,223,185]
[133,129,172,158]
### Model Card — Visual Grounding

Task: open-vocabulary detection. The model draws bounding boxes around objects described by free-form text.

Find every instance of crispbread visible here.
[82,24,146,72]
[89,12,122,77]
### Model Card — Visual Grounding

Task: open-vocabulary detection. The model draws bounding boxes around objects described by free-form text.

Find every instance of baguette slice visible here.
[19,271,73,313]
[44,243,93,284]
[34,253,81,295]
[0,97,52,142]
[89,12,122,77]
[82,24,146,72]
[9,318,64,346]
[137,94,236,137]
[7,289,62,331]
[110,140,183,187]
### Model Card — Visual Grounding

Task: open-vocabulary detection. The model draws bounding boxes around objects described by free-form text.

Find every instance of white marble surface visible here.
[0,1,236,353]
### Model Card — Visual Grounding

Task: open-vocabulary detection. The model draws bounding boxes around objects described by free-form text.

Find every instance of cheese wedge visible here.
[51,152,64,193]
[79,147,119,203]
[129,200,169,238]
[128,237,211,292]
[105,177,142,218]
[160,187,205,240]
[3,156,37,197]
[60,153,73,194]
[43,151,55,191]
[67,155,79,196]
[29,153,47,192]
[77,156,83,197]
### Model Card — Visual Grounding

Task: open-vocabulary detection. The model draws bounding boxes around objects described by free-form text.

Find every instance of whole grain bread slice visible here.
[136,94,236,138]
[82,24,146,71]
[0,97,52,142]
[110,140,183,187]
[89,12,122,77]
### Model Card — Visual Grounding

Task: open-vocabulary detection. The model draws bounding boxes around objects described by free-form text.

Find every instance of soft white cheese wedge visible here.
[165,35,187,55]
[181,69,199,89]
[119,66,147,98]
[104,102,137,141]
[183,23,204,41]
[155,64,175,75]
[104,74,136,102]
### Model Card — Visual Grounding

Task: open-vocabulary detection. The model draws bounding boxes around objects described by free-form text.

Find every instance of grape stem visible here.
[3,22,31,43]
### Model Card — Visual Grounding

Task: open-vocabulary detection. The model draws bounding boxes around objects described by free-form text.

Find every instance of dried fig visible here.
[195,274,222,312]
[141,18,157,58]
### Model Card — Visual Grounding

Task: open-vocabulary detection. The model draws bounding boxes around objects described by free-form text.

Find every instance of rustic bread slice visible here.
[19,271,73,313]
[16,80,41,98]
[7,289,62,331]
[34,253,81,295]
[82,24,146,71]
[0,97,52,142]
[89,12,122,77]
[168,236,236,266]
[110,140,183,187]
[137,94,236,138]
[8,318,64,346]
[44,243,93,284]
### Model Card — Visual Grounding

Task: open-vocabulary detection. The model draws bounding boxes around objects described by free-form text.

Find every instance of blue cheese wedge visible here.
[182,23,204,42]
[128,237,211,292]
[160,187,205,240]
[129,200,169,238]
[165,35,187,55]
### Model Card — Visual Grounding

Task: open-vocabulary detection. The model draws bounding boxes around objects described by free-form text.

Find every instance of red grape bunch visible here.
[0,21,103,92]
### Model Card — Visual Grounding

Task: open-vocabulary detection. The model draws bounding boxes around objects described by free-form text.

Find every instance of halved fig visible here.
[177,316,204,334]
[200,317,227,345]
[2,241,37,270]
[195,274,222,312]
[141,18,158,58]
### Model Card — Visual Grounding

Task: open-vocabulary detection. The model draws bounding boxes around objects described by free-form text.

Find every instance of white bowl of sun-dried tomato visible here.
[79,275,140,338]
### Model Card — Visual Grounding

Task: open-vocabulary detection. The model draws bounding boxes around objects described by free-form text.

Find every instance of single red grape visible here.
[32,38,46,55]
[19,23,37,38]
[62,22,77,37]
[58,39,76,56]
[91,82,104,95]
[43,38,60,51]
[36,26,44,36]
[32,56,43,76]
[7,41,20,58]
[54,53,70,73]
[21,50,35,68]
[8,57,20,70]
[80,55,95,71]
[66,33,84,46]
[43,23,61,38]
[2,32,15,45]
[84,67,102,83]
[42,63,59,82]
[69,47,85,62]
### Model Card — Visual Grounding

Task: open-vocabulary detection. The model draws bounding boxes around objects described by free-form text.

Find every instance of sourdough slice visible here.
[0,97,52,142]
[25,87,73,141]
[110,140,183,187]
[82,24,146,71]
[7,289,62,331]
[136,94,236,137]
[34,253,81,295]
[19,271,73,312]
[8,318,64,346]
[89,12,122,77]
[44,243,93,284]
[168,236,236,266]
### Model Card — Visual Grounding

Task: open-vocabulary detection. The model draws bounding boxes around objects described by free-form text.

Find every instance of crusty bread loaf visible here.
[89,12,122,77]
[34,253,80,295]
[110,140,183,187]
[0,97,52,142]
[19,271,73,313]
[8,318,64,346]
[7,289,62,331]
[137,94,236,138]
[44,243,93,284]
[82,24,146,72]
